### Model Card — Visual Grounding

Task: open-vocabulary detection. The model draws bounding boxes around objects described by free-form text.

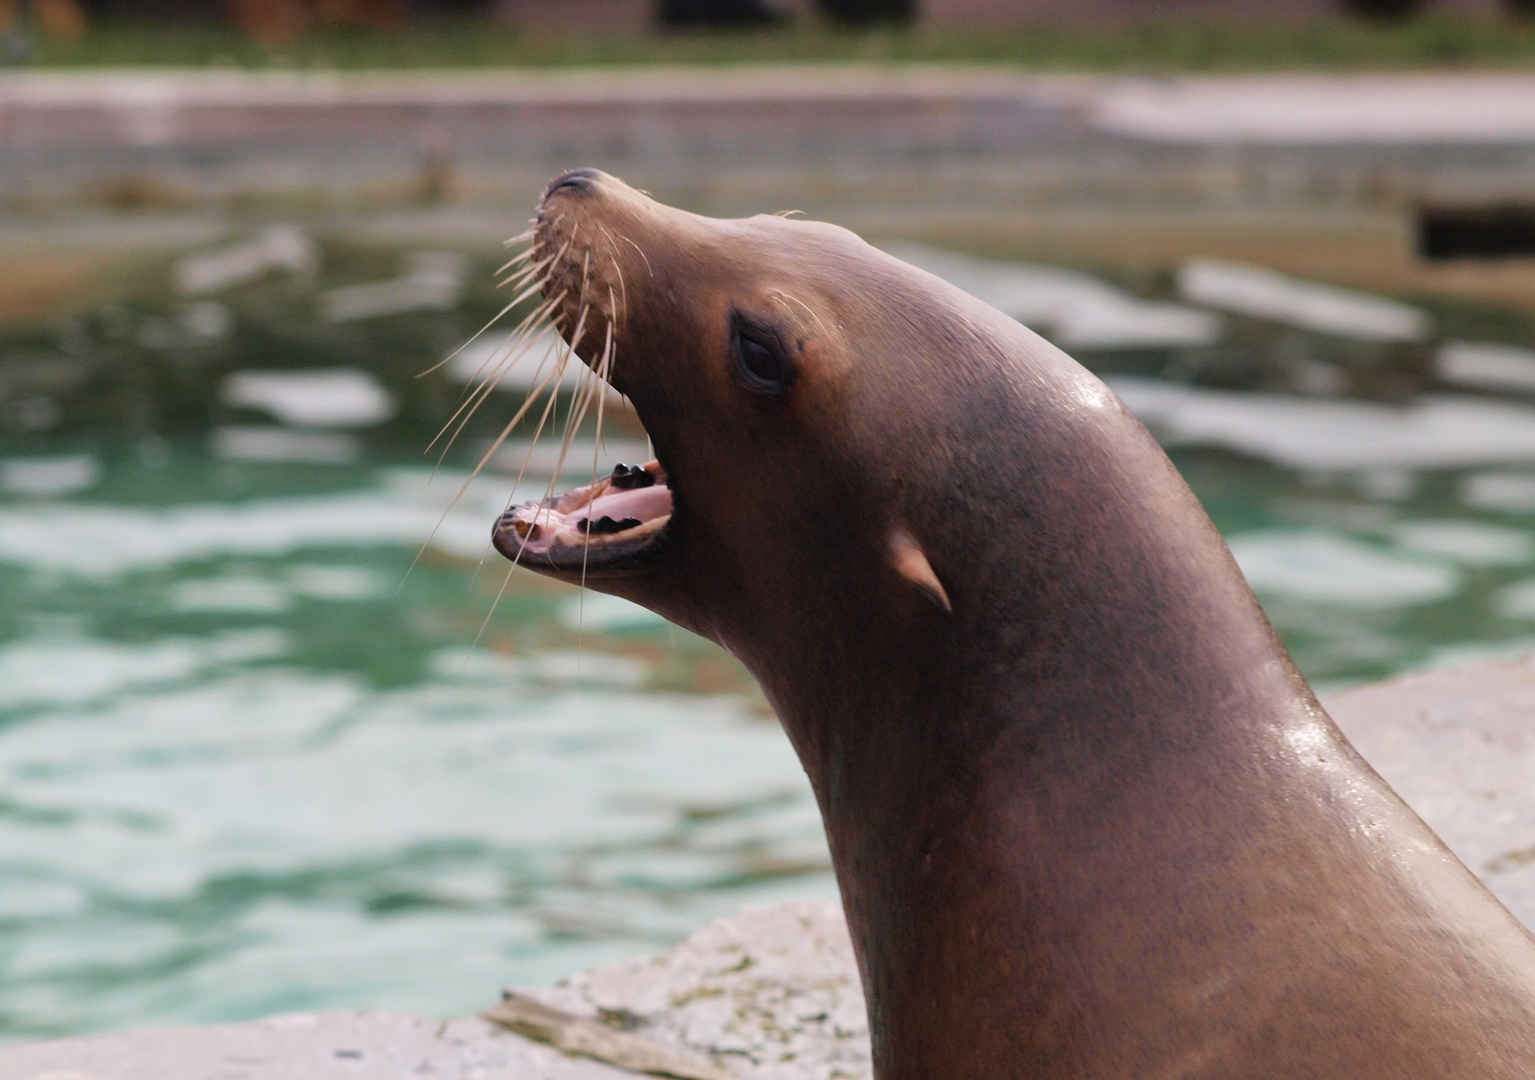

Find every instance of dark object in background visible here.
[226,0,409,45]
[819,0,912,22]
[660,0,782,25]
[1418,204,1535,261]
[1343,0,1425,16]
[0,0,88,40]
[666,0,916,27]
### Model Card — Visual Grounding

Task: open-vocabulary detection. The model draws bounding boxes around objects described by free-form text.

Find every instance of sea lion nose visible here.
[545,168,602,198]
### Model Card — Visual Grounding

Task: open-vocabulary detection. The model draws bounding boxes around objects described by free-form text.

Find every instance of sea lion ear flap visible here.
[889,526,952,614]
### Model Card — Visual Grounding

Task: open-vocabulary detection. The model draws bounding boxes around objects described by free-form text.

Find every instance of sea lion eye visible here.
[731,318,791,398]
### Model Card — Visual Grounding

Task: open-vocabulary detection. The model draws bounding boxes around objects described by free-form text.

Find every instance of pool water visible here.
[3,227,1535,1041]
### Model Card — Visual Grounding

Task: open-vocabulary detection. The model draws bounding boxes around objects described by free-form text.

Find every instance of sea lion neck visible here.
[759,329,1535,1079]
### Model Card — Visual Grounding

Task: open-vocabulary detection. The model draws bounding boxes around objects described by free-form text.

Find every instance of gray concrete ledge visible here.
[3,69,1535,145]
[10,654,1535,1079]
[6,68,1535,216]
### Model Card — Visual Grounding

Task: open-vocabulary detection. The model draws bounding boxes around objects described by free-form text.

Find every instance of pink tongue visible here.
[579,485,672,523]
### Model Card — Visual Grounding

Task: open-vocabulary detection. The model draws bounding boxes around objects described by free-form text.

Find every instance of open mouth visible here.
[492,460,674,575]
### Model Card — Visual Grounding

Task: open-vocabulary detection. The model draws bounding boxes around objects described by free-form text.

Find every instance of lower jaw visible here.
[491,460,674,576]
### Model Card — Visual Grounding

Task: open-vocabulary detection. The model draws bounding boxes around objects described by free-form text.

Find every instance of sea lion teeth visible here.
[609,464,655,491]
[577,515,643,536]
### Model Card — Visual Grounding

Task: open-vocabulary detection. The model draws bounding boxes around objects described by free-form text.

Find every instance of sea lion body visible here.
[493,169,1535,1078]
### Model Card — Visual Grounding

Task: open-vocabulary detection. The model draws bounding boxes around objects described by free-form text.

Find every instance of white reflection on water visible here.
[221,369,398,430]
[1390,521,1535,567]
[212,427,363,465]
[0,635,830,1034]
[1464,472,1535,513]
[886,243,1221,350]
[1229,531,1460,608]
[319,251,469,324]
[559,594,667,633]
[1438,342,1535,395]
[173,225,319,297]
[0,468,522,575]
[0,456,99,497]
[1112,377,1535,471]
[1177,259,1429,342]
[0,630,287,712]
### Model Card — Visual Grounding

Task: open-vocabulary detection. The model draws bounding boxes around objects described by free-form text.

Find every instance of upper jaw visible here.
[491,460,674,577]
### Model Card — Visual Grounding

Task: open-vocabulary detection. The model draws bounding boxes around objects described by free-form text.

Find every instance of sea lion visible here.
[491,168,1535,1078]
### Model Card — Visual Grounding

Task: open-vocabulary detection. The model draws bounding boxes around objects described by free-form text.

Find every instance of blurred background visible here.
[5,0,1535,1048]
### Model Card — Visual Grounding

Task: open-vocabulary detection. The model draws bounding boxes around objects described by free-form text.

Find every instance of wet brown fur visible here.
[505,170,1535,1079]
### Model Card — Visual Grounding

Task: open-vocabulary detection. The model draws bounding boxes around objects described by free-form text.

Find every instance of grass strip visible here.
[10,16,1535,73]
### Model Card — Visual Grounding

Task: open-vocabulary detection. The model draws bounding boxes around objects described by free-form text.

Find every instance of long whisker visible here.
[594,224,629,324]
[402,327,570,585]
[608,255,627,324]
[540,261,597,508]
[580,296,618,552]
[618,234,652,278]
[576,322,617,652]
[530,284,591,509]
[520,340,581,541]
[458,347,572,510]
[495,240,536,276]
[423,289,566,458]
[496,259,548,292]
[544,254,596,478]
[495,238,567,294]
[427,325,558,474]
[450,214,625,659]
[455,290,562,394]
[462,560,519,673]
[770,289,827,333]
[416,235,569,385]
[496,228,570,291]
[444,290,562,414]
[417,274,556,382]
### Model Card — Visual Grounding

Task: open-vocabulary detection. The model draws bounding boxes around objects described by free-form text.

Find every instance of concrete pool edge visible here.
[9,652,1535,1079]
[11,69,1535,310]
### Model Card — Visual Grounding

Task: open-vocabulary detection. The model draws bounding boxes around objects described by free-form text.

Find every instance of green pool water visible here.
[3,227,1535,1042]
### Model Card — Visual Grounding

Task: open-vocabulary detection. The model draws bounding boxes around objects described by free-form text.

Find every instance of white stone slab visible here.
[1327,655,1535,934]
[532,902,867,1080]
[0,1010,634,1080]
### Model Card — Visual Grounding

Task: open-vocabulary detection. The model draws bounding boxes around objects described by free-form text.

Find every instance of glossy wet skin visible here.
[495,170,1535,1079]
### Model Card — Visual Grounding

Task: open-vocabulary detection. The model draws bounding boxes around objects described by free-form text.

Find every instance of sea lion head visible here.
[491,167,1150,736]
